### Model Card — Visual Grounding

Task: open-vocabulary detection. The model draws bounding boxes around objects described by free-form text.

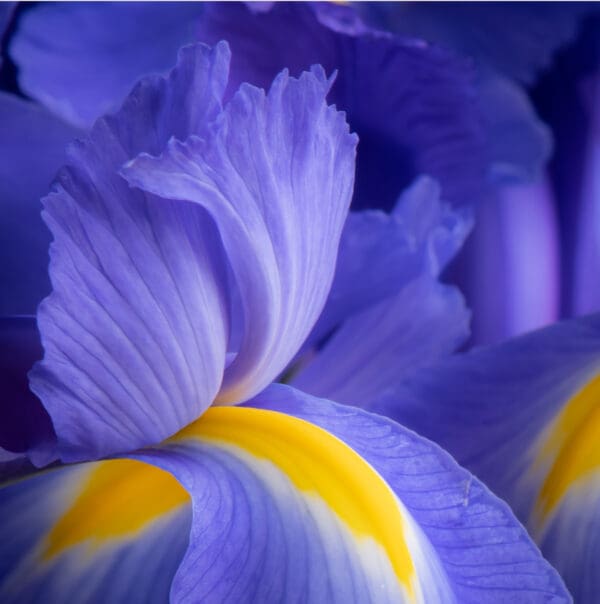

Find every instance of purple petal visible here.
[0,317,54,457]
[455,178,560,345]
[0,93,80,315]
[29,43,233,463]
[364,3,590,85]
[0,459,191,602]
[197,2,486,209]
[569,75,600,316]
[481,74,552,185]
[377,313,600,599]
[247,385,571,602]
[123,66,357,405]
[294,276,469,408]
[0,3,14,47]
[308,176,467,346]
[10,2,204,127]
[295,177,471,404]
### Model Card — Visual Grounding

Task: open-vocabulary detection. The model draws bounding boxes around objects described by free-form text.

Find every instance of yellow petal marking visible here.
[43,459,189,560]
[532,372,600,531]
[174,406,416,597]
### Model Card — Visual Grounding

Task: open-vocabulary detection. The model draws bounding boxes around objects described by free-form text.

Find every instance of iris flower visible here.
[0,42,569,602]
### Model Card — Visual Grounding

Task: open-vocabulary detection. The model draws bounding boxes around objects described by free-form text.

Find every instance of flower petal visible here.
[0,93,79,315]
[1,392,570,602]
[480,74,552,185]
[455,177,560,345]
[10,2,204,127]
[0,459,191,603]
[29,43,233,463]
[242,385,570,602]
[365,3,589,85]
[197,2,486,209]
[379,313,600,599]
[569,73,600,316]
[294,276,470,408]
[294,177,471,406]
[309,176,471,346]
[123,66,357,405]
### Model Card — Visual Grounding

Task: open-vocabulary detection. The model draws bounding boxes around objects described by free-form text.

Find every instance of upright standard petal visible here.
[10,2,205,127]
[29,43,233,463]
[0,93,80,315]
[0,459,191,603]
[381,314,600,601]
[123,66,358,405]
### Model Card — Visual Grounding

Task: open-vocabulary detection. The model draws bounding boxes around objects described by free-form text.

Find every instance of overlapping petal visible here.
[123,66,357,405]
[29,43,233,463]
[306,176,470,347]
[294,276,469,408]
[363,3,589,85]
[29,41,356,463]
[294,176,471,405]
[197,2,486,209]
[0,460,191,603]
[1,391,570,602]
[379,313,600,600]
[10,2,204,128]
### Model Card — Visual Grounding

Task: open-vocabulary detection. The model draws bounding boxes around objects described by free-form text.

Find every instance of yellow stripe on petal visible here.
[174,406,416,598]
[43,459,189,560]
[531,372,600,532]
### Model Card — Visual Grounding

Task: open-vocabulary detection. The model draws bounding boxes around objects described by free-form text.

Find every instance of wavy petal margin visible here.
[123,65,357,405]
[29,43,233,463]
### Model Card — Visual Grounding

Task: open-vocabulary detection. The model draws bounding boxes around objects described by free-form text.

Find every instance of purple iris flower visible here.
[0,40,569,602]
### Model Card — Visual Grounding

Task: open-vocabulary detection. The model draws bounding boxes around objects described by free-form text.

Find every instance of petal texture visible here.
[123,66,357,404]
[246,385,571,603]
[294,177,471,405]
[294,276,470,408]
[29,43,233,463]
[308,176,471,346]
[0,459,191,603]
[381,313,600,601]
[10,2,204,127]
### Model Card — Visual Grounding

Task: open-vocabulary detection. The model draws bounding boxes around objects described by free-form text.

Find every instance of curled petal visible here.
[123,66,357,405]
[30,43,232,463]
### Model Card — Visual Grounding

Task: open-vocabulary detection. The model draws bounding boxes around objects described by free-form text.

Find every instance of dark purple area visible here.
[0,316,54,453]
